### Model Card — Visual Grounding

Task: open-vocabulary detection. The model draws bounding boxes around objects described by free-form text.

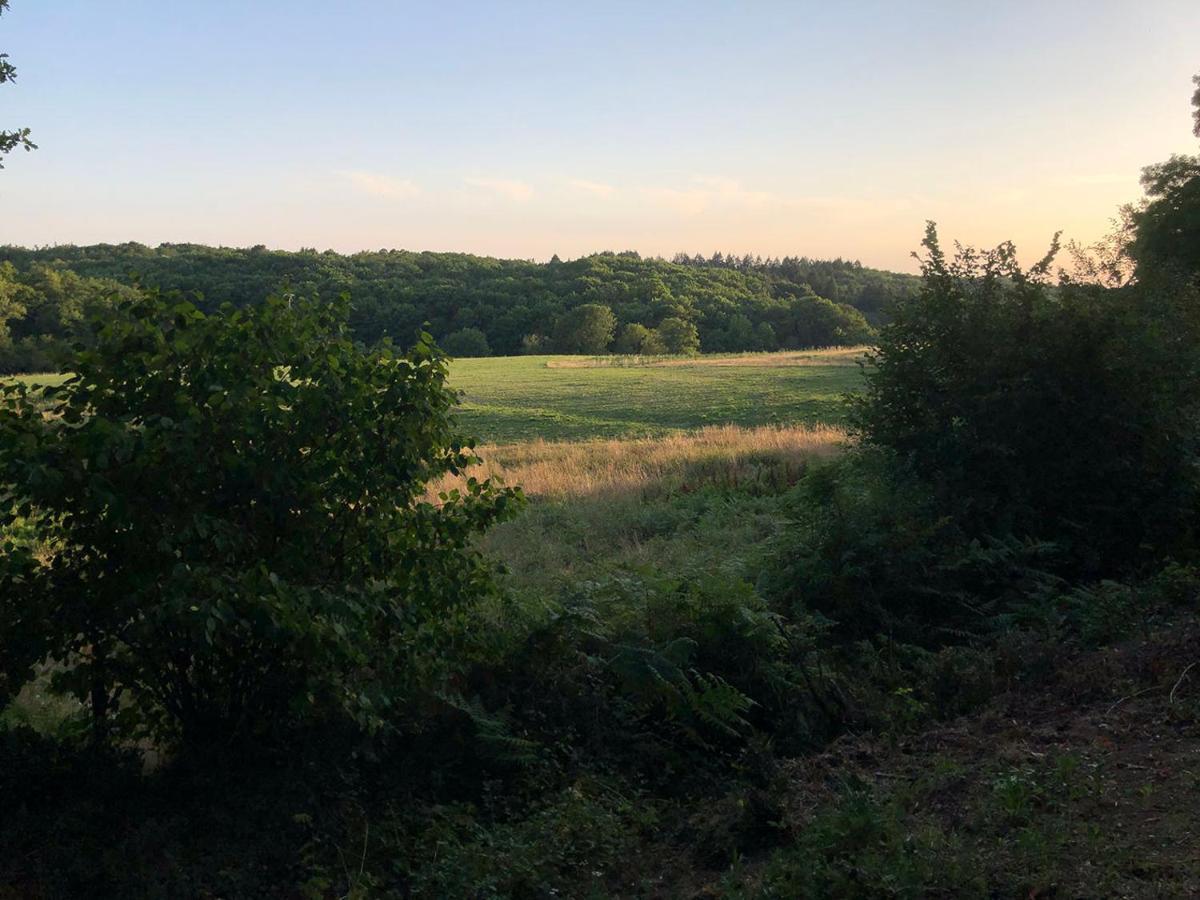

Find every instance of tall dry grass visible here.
[429,423,847,501]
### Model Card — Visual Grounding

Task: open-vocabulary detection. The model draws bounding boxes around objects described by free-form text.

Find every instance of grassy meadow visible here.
[436,350,861,595]
[4,348,865,444]
[431,423,847,596]
[3,351,862,608]
[448,348,865,443]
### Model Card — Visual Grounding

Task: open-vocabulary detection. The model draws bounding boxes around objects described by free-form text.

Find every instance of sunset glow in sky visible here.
[1,0,1198,271]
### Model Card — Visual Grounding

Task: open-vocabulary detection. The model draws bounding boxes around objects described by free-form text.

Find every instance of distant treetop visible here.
[0,244,910,370]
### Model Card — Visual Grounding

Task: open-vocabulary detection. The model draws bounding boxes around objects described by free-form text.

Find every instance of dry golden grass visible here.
[544,347,870,369]
[429,423,848,501]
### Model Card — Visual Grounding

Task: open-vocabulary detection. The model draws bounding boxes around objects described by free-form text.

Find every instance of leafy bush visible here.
[656,316,701,354]
[854,223,1200,574]
[440,325,492,357]
[613,322,665,355]
[392,779,655,898]
[461,570,840,782]
[745,784,971,899]
[0,291,521,747]
[553,303,616,354]
[762,453,1060,644]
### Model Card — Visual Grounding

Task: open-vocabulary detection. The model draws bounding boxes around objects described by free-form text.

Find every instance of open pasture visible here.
[449,350,865,443]
[2,349,864,445]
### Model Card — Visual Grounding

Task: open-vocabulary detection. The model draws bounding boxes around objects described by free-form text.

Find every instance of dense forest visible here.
[0,244,913,371]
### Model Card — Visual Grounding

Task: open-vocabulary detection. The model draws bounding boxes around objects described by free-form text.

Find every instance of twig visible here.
[1103,685,1161,717]
[357,820,370,885]
[1169,662,1197,705]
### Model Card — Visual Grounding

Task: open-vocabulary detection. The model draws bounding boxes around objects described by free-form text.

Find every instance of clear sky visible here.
[1,1,1197,271]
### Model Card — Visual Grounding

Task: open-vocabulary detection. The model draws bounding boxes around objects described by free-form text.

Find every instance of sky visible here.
[0,1,1197,272]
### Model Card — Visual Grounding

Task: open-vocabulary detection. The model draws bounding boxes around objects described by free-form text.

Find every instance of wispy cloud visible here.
[567,178,616,198]
[463,176,534,202]
[643,177,781,215]
[340,170,421,199]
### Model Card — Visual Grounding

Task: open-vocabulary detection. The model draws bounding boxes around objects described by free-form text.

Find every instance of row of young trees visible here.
[0,244,892,370]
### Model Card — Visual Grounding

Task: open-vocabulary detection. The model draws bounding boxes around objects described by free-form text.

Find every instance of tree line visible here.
[0,244,911,371]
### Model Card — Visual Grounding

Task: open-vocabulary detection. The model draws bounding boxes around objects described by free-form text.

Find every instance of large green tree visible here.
[1193,73,1200,138]
[553,303,616,354]
[0,292,521,746]
[440,325,491,357]
[0,262,25,349]
[0,0,35,167]
[1130,72,1200,279]
[613,322,664,355]
[853,223,1200,573]
[655,316,701,355]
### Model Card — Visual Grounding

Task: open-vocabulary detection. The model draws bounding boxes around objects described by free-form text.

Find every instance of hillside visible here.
[0,243,915,372]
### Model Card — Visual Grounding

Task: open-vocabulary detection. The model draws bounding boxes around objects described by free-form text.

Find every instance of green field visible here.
[449,351,864,443]
[3,352,864,445]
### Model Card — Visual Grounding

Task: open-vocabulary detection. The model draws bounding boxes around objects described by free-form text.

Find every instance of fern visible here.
[687,672,756,737]
[437,692,541,765]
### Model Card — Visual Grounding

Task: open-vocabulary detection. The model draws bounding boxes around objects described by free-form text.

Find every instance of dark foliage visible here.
[0,292,521,747]
[761,452,1061,644]
[440,325,492,357]
[552,302,616,354]
[1129,75,1200,280]
[0,244,903,370]
[854,223,1200,575]
[1132,153,1200,280]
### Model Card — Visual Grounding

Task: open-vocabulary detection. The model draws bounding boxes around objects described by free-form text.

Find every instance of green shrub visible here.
[613,322,666,355]
[440,325,492,357]
[0,291,521,748]
[853,223,1200,574]
[656,316,701,354]
[462,570,838,782]
[762,453,1059,644]
[745,784,974,899]
[553,303,616,354]
[393,779,656,897]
